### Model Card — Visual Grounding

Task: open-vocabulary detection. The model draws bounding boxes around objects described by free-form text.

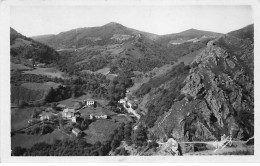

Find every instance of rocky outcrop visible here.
[151,29,254,142]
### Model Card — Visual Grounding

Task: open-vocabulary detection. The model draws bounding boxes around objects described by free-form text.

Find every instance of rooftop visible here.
[72,128,82,133]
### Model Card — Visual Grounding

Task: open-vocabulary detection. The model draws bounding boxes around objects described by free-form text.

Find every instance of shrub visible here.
[41,124,54,135]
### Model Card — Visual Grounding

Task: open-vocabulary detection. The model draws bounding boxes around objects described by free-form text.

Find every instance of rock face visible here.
[156,138,181,156]
[151,26,254,142]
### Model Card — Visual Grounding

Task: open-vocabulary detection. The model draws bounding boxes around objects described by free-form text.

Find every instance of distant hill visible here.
[228,24,254,42]
[10,28,59,65]
[32,22,159,50]
[155,28,222,46]
[30,34,55,41]
[31,22,221,73]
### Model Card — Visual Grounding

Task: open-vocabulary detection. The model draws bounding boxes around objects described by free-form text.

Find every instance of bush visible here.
[12,146,26,156]
[31,126,41,135]
[18,100,27,108]
[148,141,159,149]
[41,124,54,135]
[177,94,185,101]
[132,125,148,147]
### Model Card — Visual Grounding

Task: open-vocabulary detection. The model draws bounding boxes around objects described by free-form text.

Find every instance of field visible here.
[58,94,109,108]
[11,82,61,104]
[11,129,70,149]
[21,82,61,91]
[174,48,204,65]
[79,107,116,117]
[11,38,32,48]
[11,107,35,131]
[23,67,64,78]
[95,67,110,75]
[83,120,119,144]
[106,73,118,80]
[11,62,31,71]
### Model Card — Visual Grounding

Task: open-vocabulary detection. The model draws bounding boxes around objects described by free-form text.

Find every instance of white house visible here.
[72,128,82,137]
[36,63,46,67]
[119,99,126,104]
[89,113,107,119]
[57,104,66,109]
[85,99,95,106]
[39,112,54,121]
[72,116,77,123]
[62,108,75,119]
[96,114,107,119]
[71,114,80,123]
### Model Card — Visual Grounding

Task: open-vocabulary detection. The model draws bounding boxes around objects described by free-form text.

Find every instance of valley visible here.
[10,23,254,156]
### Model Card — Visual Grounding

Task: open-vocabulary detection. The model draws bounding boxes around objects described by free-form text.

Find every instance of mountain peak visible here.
[103,22,124,27]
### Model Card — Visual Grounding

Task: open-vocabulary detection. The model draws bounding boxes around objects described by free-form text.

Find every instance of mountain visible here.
[136,25,254,149]
[228,24,254,42]
[32,22,159,50]
[32,22,221,73]
[10,28,59,65]
[155,28,222,46]
[31,34,55,42]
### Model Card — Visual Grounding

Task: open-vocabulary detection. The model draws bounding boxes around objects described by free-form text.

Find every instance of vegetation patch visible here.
[83,120,119,144]
[23,67,64,78]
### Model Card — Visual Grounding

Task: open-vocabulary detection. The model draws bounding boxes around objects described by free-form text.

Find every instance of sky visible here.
[10,5,253,37]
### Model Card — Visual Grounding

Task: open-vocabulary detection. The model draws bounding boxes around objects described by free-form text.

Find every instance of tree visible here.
[124,123,132,145]
[12,146,26,156]
[18,100,27,108]
[45,87,56,103]
[41,125,54,135]
[111,139,120,151]
[132,125,148,147]
[119,148,129,156]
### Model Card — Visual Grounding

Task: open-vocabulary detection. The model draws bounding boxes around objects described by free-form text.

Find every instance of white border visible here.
[1,0,260,163]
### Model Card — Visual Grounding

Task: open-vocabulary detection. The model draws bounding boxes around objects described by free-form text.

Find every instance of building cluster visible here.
[31,99,110,137]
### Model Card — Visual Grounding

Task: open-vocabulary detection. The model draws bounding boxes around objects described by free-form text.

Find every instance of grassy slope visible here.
[11,129,70,149]
[83,120,119,144]
[23,67,64,78]
[11,62,31,71]
[11,107,35,131]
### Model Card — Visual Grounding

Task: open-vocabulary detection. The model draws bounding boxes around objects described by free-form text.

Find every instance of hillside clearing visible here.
[11,107,35,131]
[21,82,61,91]
[83,120,119,144]
[23,67,64,78]
[11,129,70,149]
[58,94,109,108]
[11,62,31,71]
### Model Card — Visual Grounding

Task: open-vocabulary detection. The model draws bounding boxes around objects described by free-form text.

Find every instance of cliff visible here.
[150,29,254,143]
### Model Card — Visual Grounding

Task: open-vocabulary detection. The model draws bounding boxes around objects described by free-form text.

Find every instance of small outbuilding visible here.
[72,128,82,137]
[62,108,76,119]
[89,113,108,119]
[39,111,55,121]
[57,104,66,109]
